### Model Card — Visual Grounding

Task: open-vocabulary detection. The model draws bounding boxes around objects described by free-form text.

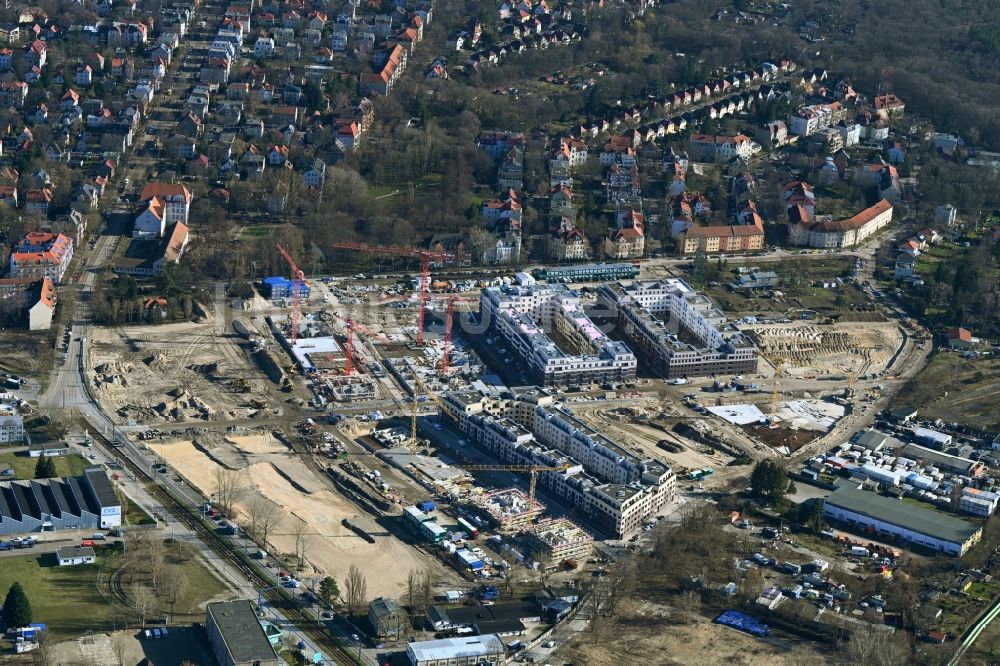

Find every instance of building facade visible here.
[205,601,280,666]
[787,200,893,248]
[0,467,121,536]
[442,388,676,538]
[596,279,758,379]
[480,283,637,386]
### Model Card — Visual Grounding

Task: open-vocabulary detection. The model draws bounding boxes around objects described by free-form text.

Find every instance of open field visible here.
[0,450,89,480]
[0,543,232,642]
[0,553,113,641]
[51,627,218,666]
[901,352,1000,430]
[87,317,288,425]
[560,599,832,666]
[0,330,56,378]
[149,433,453,598]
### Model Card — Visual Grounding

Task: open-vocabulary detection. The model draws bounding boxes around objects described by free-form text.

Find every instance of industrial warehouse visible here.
[443,387,676,538]
[0,467,121,536]
[823,483,983,556]
[480,281,637,387]
[596,279,759,379]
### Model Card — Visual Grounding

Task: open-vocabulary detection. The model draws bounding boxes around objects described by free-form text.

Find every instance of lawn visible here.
[159,539,231,619]
[0,450,88,481]
[122,495,157,526]
[0,553,114,640]
[238,224,277,240]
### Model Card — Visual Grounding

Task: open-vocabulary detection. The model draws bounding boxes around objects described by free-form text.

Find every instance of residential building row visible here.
[596,279,759,379]
[480,281,637,387]
[8,232,74,283]
[442,387,676,538]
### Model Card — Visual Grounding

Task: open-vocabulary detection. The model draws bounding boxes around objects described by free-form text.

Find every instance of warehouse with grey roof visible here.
[823,483,983,556]
[0,466,121,536]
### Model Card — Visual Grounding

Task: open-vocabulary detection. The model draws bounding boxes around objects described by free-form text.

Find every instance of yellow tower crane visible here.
[408,372,459,454]
[769,356,784,422]
[459,463,571,519]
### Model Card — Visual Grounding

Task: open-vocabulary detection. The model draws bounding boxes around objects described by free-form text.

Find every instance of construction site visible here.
[523,517,594,565]
[87,317,289,424]
[147,430,460,598]
[742,321,903,380]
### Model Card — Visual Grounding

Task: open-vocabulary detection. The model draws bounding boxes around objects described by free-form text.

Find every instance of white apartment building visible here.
[443,388,675,538]
[596,279,758,379]
[480,284,637,386]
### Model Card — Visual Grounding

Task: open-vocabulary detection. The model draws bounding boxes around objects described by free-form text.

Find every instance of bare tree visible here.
[344,565,368,618]
[131,584,156,627]
[292,520,309,569]
[246,495,281,548]
[159,565,189,620]
[838,620,910,666]
[148,549,167,595]
[406,570,418,612]
[111,634,129,666]
[604,560,636,619]
[419,570,433,616]
[215,468,247,516]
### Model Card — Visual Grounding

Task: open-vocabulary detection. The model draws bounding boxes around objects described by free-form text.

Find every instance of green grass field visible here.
[0,450,88,481]
[0,541,232,640]
[0,553,113,640]
[238,225,277,240]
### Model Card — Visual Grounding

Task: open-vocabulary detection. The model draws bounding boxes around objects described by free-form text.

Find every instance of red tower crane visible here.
[337,316,388,375]
[428,295,478,375]
[275,243,306,346]
[328,242,454,345]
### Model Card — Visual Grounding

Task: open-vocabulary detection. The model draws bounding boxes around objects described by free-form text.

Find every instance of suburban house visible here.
[688,134,754,162]
[947,327,974,351]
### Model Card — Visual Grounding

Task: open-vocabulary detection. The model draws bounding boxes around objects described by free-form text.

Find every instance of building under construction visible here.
[596,279,758,379]
[523,517,593,565]
[471,488,545,534]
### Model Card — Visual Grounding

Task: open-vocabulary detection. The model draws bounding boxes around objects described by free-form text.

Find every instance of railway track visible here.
[89,427,362,665]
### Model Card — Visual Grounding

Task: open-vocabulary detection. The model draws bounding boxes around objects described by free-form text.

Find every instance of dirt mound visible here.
[153,391,215,421]
[269,462,312,495]
[95,361,136,375]
[187,362,220,376]
[143,354,170,370]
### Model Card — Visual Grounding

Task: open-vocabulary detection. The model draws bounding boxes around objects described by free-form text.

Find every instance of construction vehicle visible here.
[230,378,252,392]
[458,463,571,519]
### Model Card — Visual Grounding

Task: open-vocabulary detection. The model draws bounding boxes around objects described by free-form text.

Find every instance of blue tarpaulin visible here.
[715,611,770,637]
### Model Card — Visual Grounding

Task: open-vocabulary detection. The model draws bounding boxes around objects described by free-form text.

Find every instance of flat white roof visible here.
[707,403,766,425]
[408,634,504,663]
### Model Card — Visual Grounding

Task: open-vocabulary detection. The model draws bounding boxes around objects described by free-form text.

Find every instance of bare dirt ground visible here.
[149,433,447,598]
[562,601,831,666]
[743,321,902,379]
[87,317,283,425]
[51,626,216,666]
